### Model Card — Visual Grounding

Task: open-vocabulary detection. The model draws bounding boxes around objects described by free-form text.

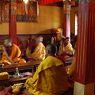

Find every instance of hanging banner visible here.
[16,1,38,22]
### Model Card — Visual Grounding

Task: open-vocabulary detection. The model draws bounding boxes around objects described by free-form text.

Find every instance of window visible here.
[75,14,78,35]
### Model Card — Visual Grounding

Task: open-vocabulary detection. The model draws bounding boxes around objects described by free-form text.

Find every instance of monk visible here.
[26,36,46,61]
[52,28,64,55]
[59,37,74,56]
[24,44,69,95]
[0,39,26,65]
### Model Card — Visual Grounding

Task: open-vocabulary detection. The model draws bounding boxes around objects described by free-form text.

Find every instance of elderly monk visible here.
[25,44,69,95]
[26,36,46,61]
[1,39,26,65]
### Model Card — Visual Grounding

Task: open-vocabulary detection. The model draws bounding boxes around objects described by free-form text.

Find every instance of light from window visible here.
[75,14,78,35]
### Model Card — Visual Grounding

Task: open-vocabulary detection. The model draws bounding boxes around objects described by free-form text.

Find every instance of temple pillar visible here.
[0,1,2,23]
[74,0,95,95]
[9,0,17,44]
[63,0,71,38]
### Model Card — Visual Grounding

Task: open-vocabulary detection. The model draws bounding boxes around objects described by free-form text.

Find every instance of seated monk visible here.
[59,37,74,56]
[26,36,46,61]
[58,37,74,63]
[0,39,26,65]
[24,44,70,95]
[26,36,36,61]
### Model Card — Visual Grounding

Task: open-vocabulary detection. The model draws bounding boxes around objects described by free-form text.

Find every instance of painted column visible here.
[74,0,95,95]
[63,0,71,38]
[0,1,2,23]
[9,0,17,44]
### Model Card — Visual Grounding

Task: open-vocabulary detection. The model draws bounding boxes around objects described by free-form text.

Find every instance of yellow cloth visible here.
[65,42,74,54]
[25,56,69,95]
[59,42,74,55]
[26,42,46,61]
[26,48,31,58]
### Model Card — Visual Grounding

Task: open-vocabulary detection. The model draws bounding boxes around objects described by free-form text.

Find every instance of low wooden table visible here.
[0,61,40,86]
[9,76,32,85]
[0,75,32,86]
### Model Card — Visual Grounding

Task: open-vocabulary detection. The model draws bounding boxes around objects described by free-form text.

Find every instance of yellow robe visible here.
[65,42,74,54]
[63,42,74,54]
[1,44,26,64]
[59,42,74,55]
[25,56,69,95]
[26,42,46,61]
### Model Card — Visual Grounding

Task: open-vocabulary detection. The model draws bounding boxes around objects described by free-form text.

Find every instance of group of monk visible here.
[0,28,77,95]
[0,36,46,65]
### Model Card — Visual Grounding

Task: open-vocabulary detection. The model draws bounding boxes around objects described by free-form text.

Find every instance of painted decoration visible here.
[1,1,38,22]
